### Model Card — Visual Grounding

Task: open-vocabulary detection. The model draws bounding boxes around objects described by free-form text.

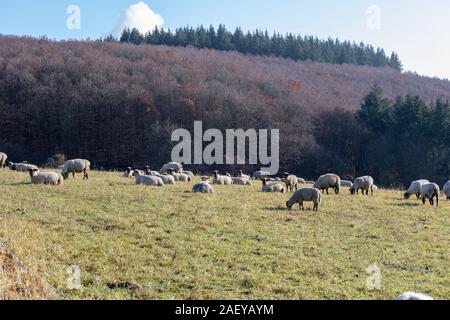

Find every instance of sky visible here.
[1,0,449,79]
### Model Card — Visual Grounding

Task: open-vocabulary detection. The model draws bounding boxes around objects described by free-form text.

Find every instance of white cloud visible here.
[112,2,164,37]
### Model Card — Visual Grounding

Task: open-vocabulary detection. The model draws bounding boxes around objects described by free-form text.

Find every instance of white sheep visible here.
[238,170,251,180]
[0,152,7,168]
[134,171,164,187]
[182,171,195,178]
[261,178,285,193]
[420,183,440,206]
[314,173,341,195]
[404,179,430,199]
[350,176,375,196]
[395,292,433,300]
[144,166,160,176]
[443,181,450,200]
[232,177,252,186]
[212,171,233,185]
[169,169,191,182]
[192,181,215,193]
[286,188,321,211]
[160,162,183,174]
[9,162,39,172]
[340,180,353,188]
[157,174,176,185]
[28,168,63,186]
[283,172,299,192]
[61,159,91,180]
[123,167,135,178]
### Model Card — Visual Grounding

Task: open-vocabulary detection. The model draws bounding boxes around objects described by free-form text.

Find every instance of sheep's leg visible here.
[435,195,439,207]
[72,172,75,179]
[422,197,426,205]
[326,188,329,195]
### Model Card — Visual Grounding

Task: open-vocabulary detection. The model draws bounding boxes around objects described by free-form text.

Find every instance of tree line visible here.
[117,25,403,71]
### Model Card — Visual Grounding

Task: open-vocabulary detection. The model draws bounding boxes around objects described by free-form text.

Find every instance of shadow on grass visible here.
[263,207,286,212]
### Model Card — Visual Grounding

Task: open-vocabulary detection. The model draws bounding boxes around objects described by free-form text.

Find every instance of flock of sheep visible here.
[2,152,449,211]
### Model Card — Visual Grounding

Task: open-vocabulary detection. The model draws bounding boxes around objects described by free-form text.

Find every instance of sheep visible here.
[419,183,440,206]
[0,152,7,168]
[253,171,270,180]
[144,166,160,176]
[132,169,145,177]
[286,188,321,211]
[261,178,285,193]
[192,181,215,193]
[160,162,183,174]
[9,162,39,172]
[157,174,176,185]
[443,181,450,200]
[182,171,194,178]
[200,176,210,181]
[238,170,251,181]
[283,172,299,192]
[314,173,341,195]
[350,176,375,196]
[212,171,233,185]
[169,169,191,182]
[395,292,433,300]
[61,159,90,180]
[123,167,135,178]
[305,180,316,185]
[297,177,307,184]
[372,185,378,191]
[232,177,252,186]
[134,171,164,187]
[340,180,353,188]
[28,168,63,186]
[404,179,430,199]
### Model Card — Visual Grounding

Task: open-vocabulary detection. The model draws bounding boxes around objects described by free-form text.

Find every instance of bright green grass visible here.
[0,169,448,300]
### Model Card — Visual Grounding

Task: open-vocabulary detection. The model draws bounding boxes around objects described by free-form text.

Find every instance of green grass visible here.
[0,169,448,300]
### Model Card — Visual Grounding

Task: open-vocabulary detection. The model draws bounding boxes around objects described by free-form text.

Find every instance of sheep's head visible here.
[61,172,69,179]
[404,192,411,199]
[213,171,219,177]
[286,201,293,210]
[284,172,289,178]
[350,187,356,195]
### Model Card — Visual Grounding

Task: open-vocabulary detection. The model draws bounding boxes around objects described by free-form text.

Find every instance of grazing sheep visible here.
[420,183,440,206]
[160,162,183,174]
[443,181,450,200]
[350,176,375,196]
[283,172,299,192]
[134,171,164,187]
[28,169,63,186]
[286,188,321,211]
[314,173,341,195]
[0,152,7,168]
[404,179,430,199]
[123,167,135,178]
[261,178,285,193]
[192,182,215,193]
[238,170,251,180]
[212,171,233,185]
[61,159,90,180]
[232,177,252,186]
[9,162,39,172]
[395,292,433,300]
[340,180,353,188]
[253,171,270,180]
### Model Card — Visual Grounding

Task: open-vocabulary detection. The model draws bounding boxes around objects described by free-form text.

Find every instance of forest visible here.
[117,25,403,71]
[0,35,449,186]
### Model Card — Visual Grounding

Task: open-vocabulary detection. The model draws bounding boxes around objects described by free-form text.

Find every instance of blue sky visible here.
[1,0,449,79]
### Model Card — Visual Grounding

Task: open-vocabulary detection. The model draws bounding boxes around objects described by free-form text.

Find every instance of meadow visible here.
[0,169,448,300]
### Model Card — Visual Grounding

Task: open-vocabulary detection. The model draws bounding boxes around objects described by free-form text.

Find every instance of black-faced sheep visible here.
[404,179,430,199]
[134,171,164,187]
[261,178,285,193]
[283,172,299,192]
[232,177,252,186]
[350,176,375,196]
[61,159,90,180]
[238,170,251,180]
[340,180,353,188]
[286,188,321,211]
[314,173,341,195]
[212,171,233,185]
[123,167,135,178]
[9,162,39,172]
[420,183,440,206]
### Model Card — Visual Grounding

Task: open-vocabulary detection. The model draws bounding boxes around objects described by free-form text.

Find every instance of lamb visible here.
[404,179,430,199]
[261,178,285,193]
[123,167,135,178]
[28,168,63,186]
[395,292,433,300]
[160,162,183,174]
[253,171,270,180]
[9,162,39,172]
[350,176,375,196]
[238,170,251,180]
[340,180,353,188]
[134,171,164,187]
[283,172,299,192]
[192,181,215,193]
[212,171,233,185]
[313,173,341,195]
[419,183,440,206]
[286,188,321,211]
[61,159,90,180]
[232,177,252,186]
[0,152,7,168]
[443,181,450,200]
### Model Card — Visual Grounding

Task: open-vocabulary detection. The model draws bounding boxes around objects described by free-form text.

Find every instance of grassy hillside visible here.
[0,169,448,300]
